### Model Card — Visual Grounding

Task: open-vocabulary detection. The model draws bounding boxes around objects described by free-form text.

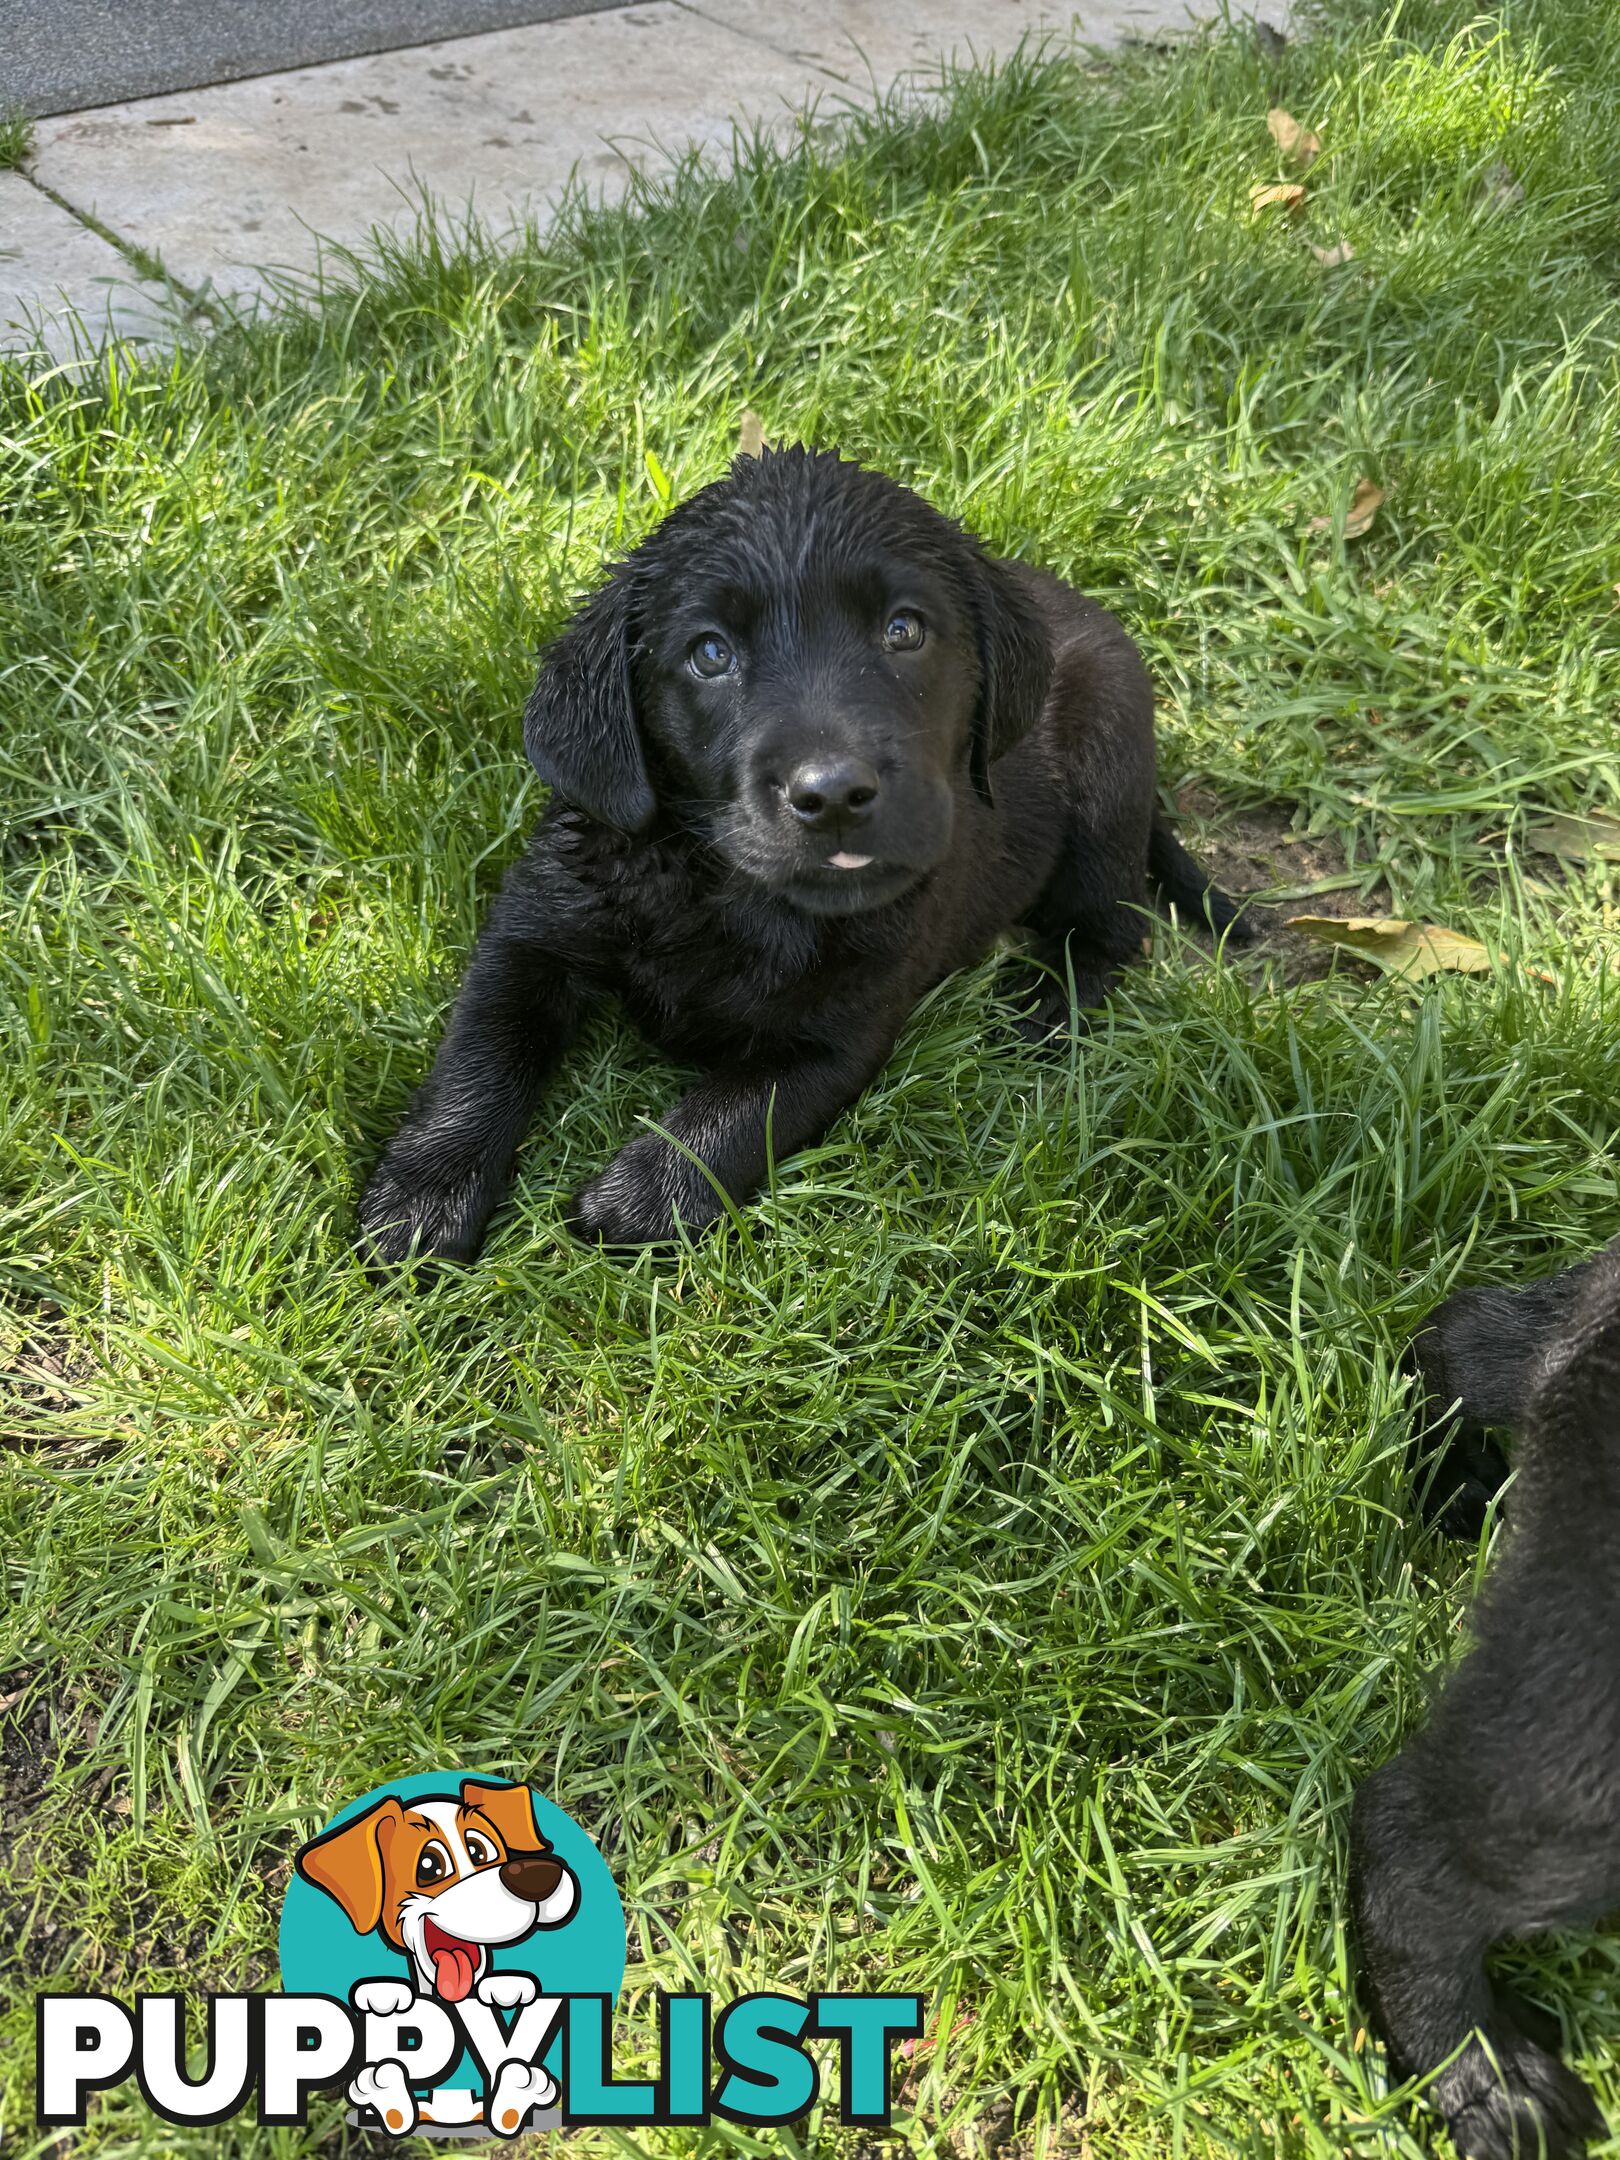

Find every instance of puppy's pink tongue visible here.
[829,852,872,870]
[426,1927,479,2002]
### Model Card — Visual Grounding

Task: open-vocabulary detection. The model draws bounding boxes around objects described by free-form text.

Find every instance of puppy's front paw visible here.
[357,1152,497,1268]
[352,1978,417,2018]
[476,1970,538,2010]
[1433,2029,1606,2160]
[566,1135,725,1247]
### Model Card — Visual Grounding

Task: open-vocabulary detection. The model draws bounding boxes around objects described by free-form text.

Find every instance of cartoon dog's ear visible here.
[966,552,1053,807]
[522,572,655,834]
[460,1779,545,1856]
[295,1798,404,1936]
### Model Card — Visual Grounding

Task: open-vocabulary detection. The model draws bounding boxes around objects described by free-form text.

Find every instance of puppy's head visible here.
[295,1780,578,2002]
[523,446,1051,916]
[1527,1242,1620,1445]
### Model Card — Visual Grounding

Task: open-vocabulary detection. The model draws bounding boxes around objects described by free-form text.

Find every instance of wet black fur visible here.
[359,446,1249,1259]
[1352,1239,1620,2158]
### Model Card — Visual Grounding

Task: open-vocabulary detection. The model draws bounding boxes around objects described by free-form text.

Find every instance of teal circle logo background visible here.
[279,1773,626,2092]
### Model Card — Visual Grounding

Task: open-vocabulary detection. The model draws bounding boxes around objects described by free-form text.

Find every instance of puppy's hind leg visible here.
[1013,826,1154,1039]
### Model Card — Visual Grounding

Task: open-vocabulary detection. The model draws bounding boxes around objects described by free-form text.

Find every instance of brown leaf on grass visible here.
[1285,915,1553,984]
[1267,107,1322,166]
[897,2012,976,2064]
[1523,808,1620,863]
[737,409,766,458]
[1309,475,1384,538]
[1482,158,1525,213]
[1251,181,1306,217]
[1309,238,1356,266]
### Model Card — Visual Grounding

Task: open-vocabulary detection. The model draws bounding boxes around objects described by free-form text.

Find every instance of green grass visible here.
[4,0,1620,2153]
[0,108,33,170]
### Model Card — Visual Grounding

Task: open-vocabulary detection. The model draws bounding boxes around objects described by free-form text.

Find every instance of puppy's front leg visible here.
[1352,1756,1607,2158]
[359,910,582,1266]
[568,1038,893,1246]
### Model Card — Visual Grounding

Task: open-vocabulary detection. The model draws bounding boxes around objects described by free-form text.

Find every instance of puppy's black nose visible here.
[500,1852,564,1902]
[784,758,880,828]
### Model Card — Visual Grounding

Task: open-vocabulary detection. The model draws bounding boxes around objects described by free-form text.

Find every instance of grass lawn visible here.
[3,0,1619,2151]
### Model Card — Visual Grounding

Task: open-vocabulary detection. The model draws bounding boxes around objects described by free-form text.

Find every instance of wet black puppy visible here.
[359,445,1247,1259]
[1352,1238,1620,2159]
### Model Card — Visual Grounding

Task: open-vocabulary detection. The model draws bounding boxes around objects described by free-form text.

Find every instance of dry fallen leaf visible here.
[1267,107,1322,166]
[1286,915,1553,984]
[1309,238,1356,266]
[1251,181,1306,217]
[1482,158,1525,213]
[1310,475,1384,538]
[897,2012,976,2063]
[737,408,766,458]
[1523,808,1620,864]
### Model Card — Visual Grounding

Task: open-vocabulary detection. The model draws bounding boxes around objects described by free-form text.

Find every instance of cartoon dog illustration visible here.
[296,1779,578,2136]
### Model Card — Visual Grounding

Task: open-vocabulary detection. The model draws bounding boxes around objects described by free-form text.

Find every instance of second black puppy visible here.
[1353,1238,1620,2158]
[361,446,1246,1258]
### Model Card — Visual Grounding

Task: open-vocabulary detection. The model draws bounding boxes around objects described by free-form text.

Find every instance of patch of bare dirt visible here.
[0,1666,106,1991]
[0,1669,235,1994]
[0,1666,57,1829]
[1,1302,94,1451]
[1171,784,1392,982]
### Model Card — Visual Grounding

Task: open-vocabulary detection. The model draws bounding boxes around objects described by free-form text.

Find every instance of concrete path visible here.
[2,0,1264,361]
[5,0,635,119]
[0,170,177,350]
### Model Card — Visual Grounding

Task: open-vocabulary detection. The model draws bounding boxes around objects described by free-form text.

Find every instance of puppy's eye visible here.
[688,632,735,679]
[465,1832,498,1868]
[883,610,925,652]
[415,1842,452,1887]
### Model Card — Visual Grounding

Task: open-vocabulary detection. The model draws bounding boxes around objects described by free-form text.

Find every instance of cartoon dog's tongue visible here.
[423,1917,480,2002]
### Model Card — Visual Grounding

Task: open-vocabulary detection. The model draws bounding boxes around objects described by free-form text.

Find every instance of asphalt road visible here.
[3,0,638,117]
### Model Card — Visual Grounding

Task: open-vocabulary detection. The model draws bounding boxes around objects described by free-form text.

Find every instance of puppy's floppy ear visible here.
[522,571,655,832]
[966,552,1053,806]
[460,1779,545,1857]
[295,1797,404,1937]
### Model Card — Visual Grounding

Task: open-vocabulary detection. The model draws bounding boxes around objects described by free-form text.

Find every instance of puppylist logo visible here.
[36,1772,924,2137]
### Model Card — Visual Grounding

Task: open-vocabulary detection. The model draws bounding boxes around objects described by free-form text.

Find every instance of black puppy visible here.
[360,446,1246,1259]
[1352,1238,1620,2158]
[1407,1248,1614,1539]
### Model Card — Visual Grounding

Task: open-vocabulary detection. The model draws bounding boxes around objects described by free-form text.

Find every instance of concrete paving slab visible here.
[683,0,1202,92]
[3,0,635,121]
[14,0,1291,340]
[0,170,179,358]
[24,3,849,310]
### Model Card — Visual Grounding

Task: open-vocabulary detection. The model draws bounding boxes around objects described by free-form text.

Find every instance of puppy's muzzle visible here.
[499,1850,566,1902]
